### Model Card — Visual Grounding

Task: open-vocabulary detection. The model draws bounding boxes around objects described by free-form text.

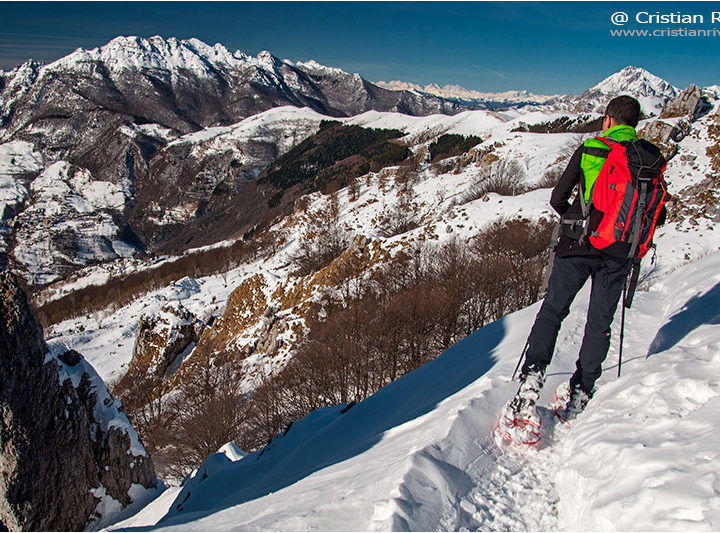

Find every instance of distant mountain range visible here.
[376,66,679,115]
[375,80,558,107]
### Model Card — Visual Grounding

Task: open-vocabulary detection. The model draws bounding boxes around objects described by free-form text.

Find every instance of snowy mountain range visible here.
[375,79,557,107]
[0,36,683,286]
[375,66,679,115]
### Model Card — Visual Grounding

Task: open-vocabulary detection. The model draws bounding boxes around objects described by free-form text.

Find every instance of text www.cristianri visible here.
[610,27,720,38]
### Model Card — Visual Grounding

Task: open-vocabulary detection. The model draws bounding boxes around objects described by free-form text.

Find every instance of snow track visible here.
[372,253,720,533]
[373,371,571,532]
[453,440,559,532]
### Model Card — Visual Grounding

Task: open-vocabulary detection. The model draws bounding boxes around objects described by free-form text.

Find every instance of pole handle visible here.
[618,282,627,378]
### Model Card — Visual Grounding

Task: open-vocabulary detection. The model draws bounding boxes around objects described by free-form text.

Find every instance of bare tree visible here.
[292,194,349,276]
[460,158,528,203]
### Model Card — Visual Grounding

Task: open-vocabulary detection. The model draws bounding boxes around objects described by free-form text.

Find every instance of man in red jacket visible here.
[499,95,667,439]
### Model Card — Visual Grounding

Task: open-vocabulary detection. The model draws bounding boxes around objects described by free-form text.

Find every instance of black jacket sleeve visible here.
[550,145,584,216]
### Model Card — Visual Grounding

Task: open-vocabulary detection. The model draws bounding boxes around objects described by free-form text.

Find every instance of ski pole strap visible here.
[624,258,642,309]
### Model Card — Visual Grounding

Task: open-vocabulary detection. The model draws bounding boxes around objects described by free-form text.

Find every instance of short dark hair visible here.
[605,96,641,127]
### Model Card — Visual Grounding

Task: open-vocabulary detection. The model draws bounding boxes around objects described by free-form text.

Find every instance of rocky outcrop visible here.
[638,119,689,161]
[0,271,157,531]
[660,84,703,119]
[9,161,138,286]
[128,299,203,380]
[638,85,715,161]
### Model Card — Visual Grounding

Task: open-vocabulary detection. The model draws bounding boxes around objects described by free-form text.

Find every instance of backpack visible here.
[581,137,671,259]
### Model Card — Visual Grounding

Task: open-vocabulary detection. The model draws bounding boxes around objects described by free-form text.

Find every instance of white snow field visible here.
[110,250,720,531]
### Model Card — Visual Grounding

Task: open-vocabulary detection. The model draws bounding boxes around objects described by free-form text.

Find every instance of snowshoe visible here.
[551,381,571,415]
[494,401,541,446]
[553,382,591,425]
[494,369,544,446]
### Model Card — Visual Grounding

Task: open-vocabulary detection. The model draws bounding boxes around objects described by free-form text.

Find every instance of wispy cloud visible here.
[0,36,62,66]
[0,33,108,69]
[471,65,508,80]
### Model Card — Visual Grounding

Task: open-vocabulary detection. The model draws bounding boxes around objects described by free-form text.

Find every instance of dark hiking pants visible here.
[521,254,632,393]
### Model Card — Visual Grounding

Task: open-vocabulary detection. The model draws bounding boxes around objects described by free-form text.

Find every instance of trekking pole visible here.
[618,259,641,378]
[618,282,627,378]
[512,338,530,381]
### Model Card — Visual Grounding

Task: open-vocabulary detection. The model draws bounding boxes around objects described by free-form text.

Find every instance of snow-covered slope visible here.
[44,83,717,388]
[111,247,720,531]
[101,87,720,531]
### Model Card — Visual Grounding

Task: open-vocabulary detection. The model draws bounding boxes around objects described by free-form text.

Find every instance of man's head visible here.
[603,95,641,130]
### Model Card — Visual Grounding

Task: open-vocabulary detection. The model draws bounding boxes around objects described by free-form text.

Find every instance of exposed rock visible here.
[0,271,157,531]
[125,300,203,382]
[638,119,689,161]
[660,84,703,119]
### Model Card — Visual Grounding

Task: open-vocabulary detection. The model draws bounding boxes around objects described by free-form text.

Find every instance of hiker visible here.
[500,95,670,439]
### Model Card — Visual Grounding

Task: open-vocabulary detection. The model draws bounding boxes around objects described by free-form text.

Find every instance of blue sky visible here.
[0,2,718,94]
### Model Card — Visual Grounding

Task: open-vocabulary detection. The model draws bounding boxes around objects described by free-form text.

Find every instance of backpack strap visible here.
[581,137,613,159]
[627,180,648,258]
[595,136,616,147]
[578,137,613,218]
[626,142,660,258]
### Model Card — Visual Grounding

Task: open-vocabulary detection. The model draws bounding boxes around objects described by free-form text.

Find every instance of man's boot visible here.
[496,367,545,445]
[554,382,593,423]
[508,367,545,419]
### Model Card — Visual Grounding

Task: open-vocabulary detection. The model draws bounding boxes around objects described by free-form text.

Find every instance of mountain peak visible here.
[576,65,678,115]
[292,59,349,77]
[253,49,281,70]
[47,35,245,74]
[587,65,678,97]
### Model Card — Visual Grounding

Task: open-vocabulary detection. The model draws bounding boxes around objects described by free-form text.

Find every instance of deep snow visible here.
[109,249,720,531]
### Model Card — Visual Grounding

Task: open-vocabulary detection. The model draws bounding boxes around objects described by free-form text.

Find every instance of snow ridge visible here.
[46,35,267,78]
